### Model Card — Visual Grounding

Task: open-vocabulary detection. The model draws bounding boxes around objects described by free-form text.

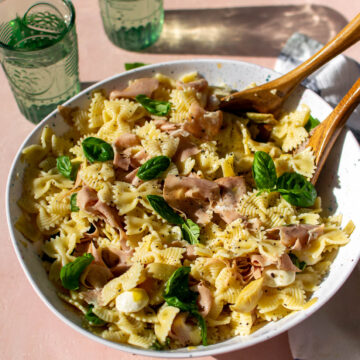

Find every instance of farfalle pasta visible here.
[16,73,354,350]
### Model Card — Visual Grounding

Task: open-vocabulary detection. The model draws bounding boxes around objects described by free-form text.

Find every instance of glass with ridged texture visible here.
[99,0,164,51]
[0,0,80,124]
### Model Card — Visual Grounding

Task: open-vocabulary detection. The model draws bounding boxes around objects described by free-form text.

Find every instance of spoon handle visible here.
[278,13,360,92]
[309,77,360,184]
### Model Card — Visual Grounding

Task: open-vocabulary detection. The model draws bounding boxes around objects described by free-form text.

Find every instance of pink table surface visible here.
[1,1,359,359]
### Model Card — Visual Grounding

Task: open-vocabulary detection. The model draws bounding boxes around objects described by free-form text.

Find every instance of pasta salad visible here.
[15,72,354,349]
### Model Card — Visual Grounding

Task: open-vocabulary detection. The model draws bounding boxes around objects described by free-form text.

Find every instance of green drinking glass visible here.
[99,0,164,51]
[0,0,80,124]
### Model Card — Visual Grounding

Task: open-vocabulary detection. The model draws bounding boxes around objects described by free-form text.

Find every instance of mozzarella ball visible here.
[115,288,149,313]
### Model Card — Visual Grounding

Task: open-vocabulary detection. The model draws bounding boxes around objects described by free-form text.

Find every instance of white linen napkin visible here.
[275,33,360,360]
[275,32,360,139]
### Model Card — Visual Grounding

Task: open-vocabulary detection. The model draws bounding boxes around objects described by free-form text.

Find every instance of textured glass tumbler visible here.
[99,0,164,51]
[0,0,80,124]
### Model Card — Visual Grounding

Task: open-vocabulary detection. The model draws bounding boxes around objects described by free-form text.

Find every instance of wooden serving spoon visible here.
[220,13,360,115]
[303,77,360,185]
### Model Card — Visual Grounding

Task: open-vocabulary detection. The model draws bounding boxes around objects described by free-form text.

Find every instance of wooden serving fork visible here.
[220,13,360,115]
[305,78,360,185]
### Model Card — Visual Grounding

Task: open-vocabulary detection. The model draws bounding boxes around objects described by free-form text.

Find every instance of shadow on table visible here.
[143,4,347,56]
[212,334,293,360]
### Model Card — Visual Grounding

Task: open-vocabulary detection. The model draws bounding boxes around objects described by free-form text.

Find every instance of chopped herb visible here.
[85,305,106,325]
[135,94,171,116]
[252,151,317,207]
[289,253,307,271]
[147,195,184,226]
[305,114,320,132]
[70,193,79,212]
[147,195,201,244]
[163,267,207,346]
[150,339,166,350]
[181,219,200,245]
[252,151,277,191]
[60,253,94,290]
[56,156,79,181]
[276,172,317,207]
[82,137,114,163]
[137,156,171,180]
[125,62,148,71]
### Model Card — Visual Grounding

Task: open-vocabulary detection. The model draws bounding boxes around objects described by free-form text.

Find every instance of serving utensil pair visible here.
[220,13,360,184]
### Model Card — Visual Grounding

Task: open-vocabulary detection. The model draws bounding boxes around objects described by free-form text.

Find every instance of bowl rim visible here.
[6,58,360,358]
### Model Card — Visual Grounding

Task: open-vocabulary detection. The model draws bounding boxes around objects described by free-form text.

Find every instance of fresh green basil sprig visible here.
[60,253,94,290]
[252,151,317,207]
[304,114,320,132]
[252,151,277,192]
[85,304,106,326]
[289,253,307,271]
[125,62,148,71]
[135,94,171,116]
[181,219,200,244]
[70,193,79,212]
[146,195,200,244]
[56,156,79,181]
[82,137,114,163]
[277,172,317,207]
[137,156,171,180]
[163,267,207,346]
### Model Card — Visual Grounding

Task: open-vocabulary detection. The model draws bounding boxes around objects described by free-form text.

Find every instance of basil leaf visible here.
[163,267,198,312]
[163,267,207,346]
[276,172,317,207]
[125,62,148,71]
[181,219,200,244]
[85,305,106,325]
[252,151,277,191]
[57,156,79,181]
[147,195,184,226]
[305,114,320,132]
[135,94,171,116]
[70,193,79,212]
[150,339,165,350]
[193,311,208,346]
[137,156,171,180]
[60,253,94,290]
[289,253,307,271]
[82,137,114,163]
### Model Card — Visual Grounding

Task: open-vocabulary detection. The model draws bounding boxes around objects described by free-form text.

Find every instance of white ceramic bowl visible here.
[6,60,360,358]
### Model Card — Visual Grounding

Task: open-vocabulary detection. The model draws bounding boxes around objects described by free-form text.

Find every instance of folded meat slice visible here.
[77,186,122,229]
[77,185,98,210]
[173,137,200,162]
[278,253,302,272]
[177,79,208,92]
[248,252,301,279]
[154,118,180,132]
[213,176,247,224]
[169,313,202,346]
[113,134,141,171]
[184,102,223,140]
[163,174,220,225]
[101,246,132,276]
[194,281,213,317]
[80,242,113,289]
[266,224,325,250]
[109,78,159,99]
[114,133,140,148]
[123,167,142,187]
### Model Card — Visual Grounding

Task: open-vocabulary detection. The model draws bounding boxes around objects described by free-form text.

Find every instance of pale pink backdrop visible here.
[1,1,359,359]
